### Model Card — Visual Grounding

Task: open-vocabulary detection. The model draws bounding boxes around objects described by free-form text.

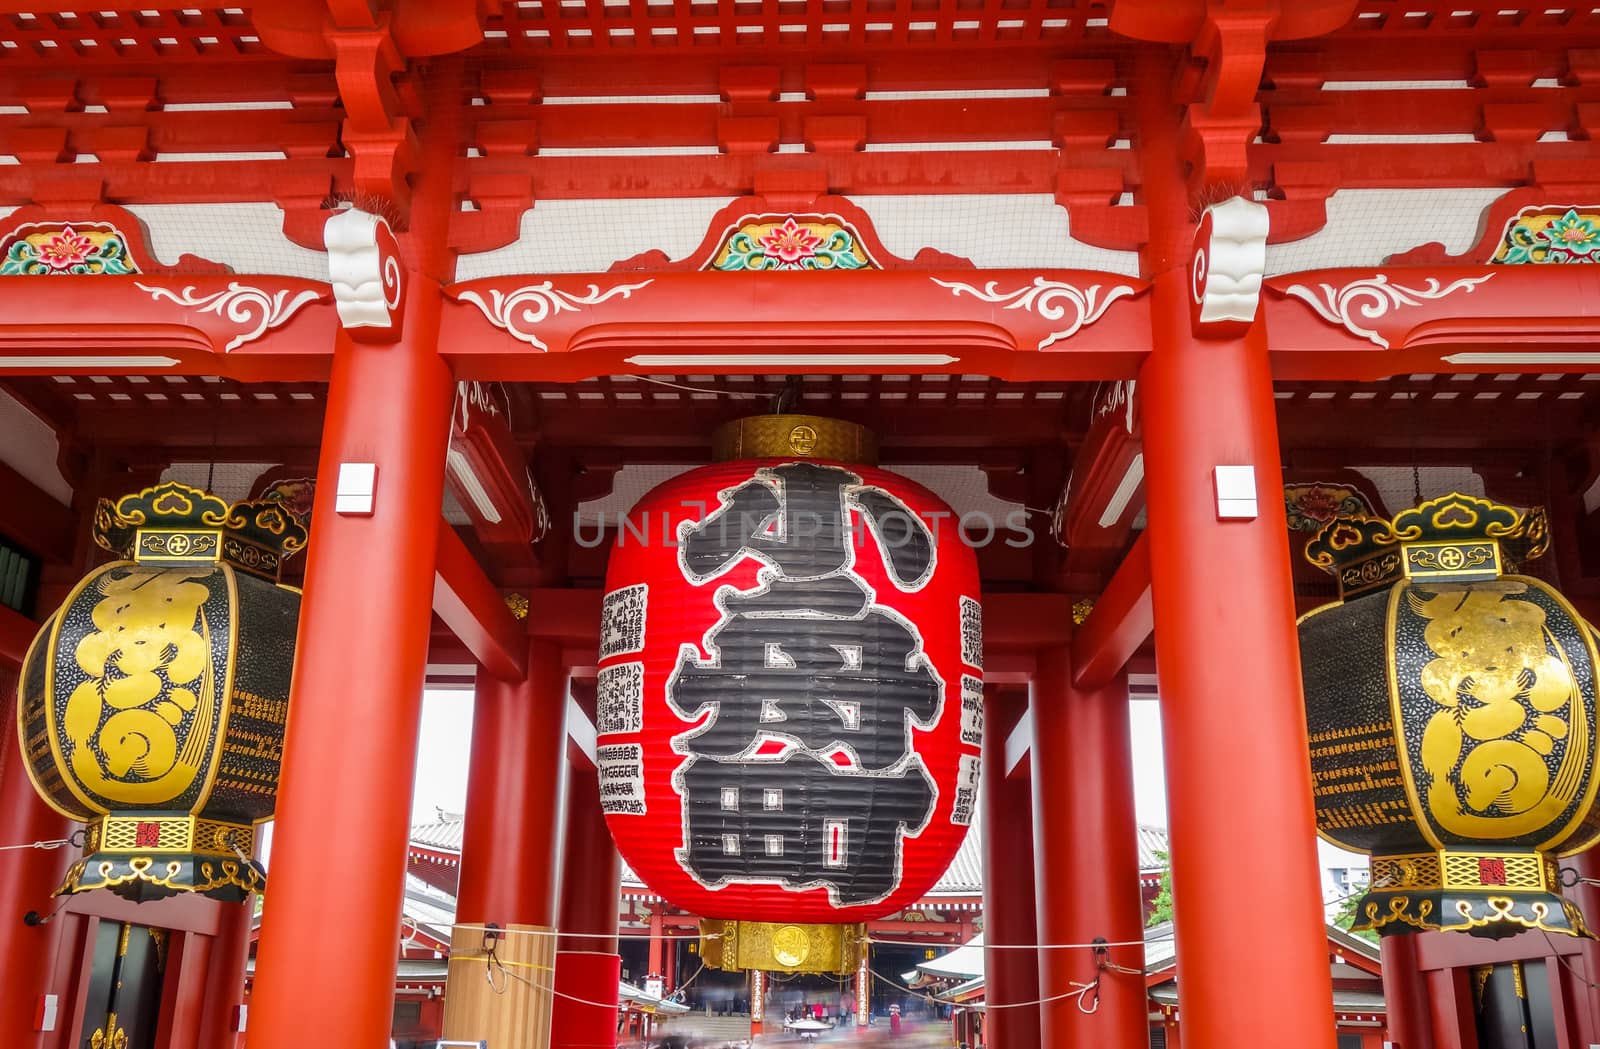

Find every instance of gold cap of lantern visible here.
[18,482,306,902]
[1299,493,1597,937]
[711,415,878,466]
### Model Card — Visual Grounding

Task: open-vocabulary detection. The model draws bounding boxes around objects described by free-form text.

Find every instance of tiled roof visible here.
[410,810,1170,899]
[1136,825,1169,870]
[408,809,466,853]
[924,921,1385,1013]
[1148,982,1387,1013]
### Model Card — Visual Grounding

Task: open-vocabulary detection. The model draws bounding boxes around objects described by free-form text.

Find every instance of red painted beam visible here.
[526,586,603,645]
[432,519,527,682]
[982,592,1074,651]
[0,604,35,667]
[1071,531,1153,690]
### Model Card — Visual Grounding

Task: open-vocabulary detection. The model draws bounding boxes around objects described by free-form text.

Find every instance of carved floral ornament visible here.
[1,222,139,276]
[709,216,874,271]
[1491,206,1600,264]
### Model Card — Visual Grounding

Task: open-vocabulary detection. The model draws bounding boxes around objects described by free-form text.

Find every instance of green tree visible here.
[1145,849,1173,927]
[1333,890,1379,944]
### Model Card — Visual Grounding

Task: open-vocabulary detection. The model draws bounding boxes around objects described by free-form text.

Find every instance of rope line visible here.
[869,967,1103,1013]
[629,375,762,399]
[449,922,718,942]
[0,837,73,852]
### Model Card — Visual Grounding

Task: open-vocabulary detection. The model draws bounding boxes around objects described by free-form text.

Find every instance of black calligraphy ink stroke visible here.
[670,751,939,908]
[665,566,946,768]
[676,463,938,594]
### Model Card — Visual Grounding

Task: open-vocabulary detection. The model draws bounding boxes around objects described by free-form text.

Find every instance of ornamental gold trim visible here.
[711,415,878,466]
[1370,850,1553,893]
[1402,540,1500,582]
[1356,892,1587,937]
[57,855,266,898]
[86,813,255,857]
[700,918,864,974]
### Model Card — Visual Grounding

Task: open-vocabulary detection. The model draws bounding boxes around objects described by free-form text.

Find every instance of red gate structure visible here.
[4,4,1600,1049]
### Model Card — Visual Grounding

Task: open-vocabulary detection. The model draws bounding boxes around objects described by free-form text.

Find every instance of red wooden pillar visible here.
[1425,967,1477,1049]
[980,687,1039,1049]
[1032,651,1144,1049]
[456,642,569,926]
[196,899,253,1049]
[647,912,664,981]
[552,763,622,1049]
[248,305,456,1046]
[1569,846,1600,1041]
[0,667,71,1045]
[1379,934,1436,1049]
[1140,269,1338,1049]
[444,639,569,1045]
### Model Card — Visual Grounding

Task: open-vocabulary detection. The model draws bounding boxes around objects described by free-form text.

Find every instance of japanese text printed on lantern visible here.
[597,460,982,922]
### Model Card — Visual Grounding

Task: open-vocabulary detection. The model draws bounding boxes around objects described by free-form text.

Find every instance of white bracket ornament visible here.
[1282,273,1493,349]
[1191,196,1269,336]
[930,276,1136,350]
[325,207,404,341]
[457,279,655,351]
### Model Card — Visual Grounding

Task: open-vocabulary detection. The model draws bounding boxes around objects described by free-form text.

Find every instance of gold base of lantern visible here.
[711,415,878,466]
[700,919,865,974]
[57,813,263,902]
[1354,848,1590,939]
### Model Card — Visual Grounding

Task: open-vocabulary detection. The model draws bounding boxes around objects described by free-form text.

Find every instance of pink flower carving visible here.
[36,226,95,271]
[759,218,823,266]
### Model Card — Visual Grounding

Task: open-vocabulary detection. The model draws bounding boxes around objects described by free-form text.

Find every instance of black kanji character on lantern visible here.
[680,462,934,588]
[669,581,939,770]
[670,462,943,906]
[677,753,936,905]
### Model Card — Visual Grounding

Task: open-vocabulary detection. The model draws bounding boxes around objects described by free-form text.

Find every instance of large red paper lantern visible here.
[596,416,981,969]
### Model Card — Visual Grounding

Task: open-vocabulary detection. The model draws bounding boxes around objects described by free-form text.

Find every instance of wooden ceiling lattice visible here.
[0,7,273,64]
[5,3,1597,68]
[477,0,1113,54]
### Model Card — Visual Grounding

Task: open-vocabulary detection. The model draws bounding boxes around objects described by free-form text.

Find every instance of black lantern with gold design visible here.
[1300,493,1599,938]
[16,482,304,902]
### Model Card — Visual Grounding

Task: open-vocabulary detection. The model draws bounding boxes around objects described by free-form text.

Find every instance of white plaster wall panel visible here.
[1350,465,1485,517]
[454,197,739,279]
[1264,188,1510,275]
[454,194,1141,277]
[575,461,1022,531]
[160,461,277,504]
[0,389,72,505]
[887,463,1026,527]
[851,194,1140,276]
[124,203,328,279]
